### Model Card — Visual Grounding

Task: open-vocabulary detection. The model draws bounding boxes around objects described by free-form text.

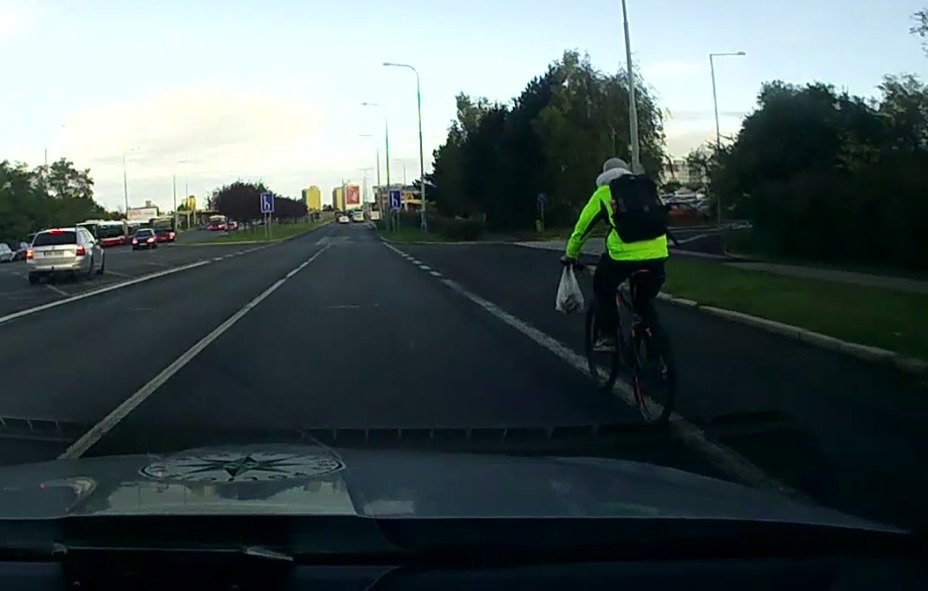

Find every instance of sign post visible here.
[389,190,401,233]
[260,192,275,241]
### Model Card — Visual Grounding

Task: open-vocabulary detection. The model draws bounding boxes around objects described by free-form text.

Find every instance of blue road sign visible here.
[260,192,275,214]
[389,190,401,211]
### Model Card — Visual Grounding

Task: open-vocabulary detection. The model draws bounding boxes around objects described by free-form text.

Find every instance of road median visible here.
[183,219,332,246]
[659,258,928,375]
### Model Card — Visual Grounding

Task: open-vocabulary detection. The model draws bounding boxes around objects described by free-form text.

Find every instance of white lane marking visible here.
[1,269,26,278]
[677,233,712,244]
[60,244,332,459]
[213,256,224,262]
[382,241,798,498]
[108,271,131,278]
[418,265,432,271]
[45,284,70,297]
[144,261,170,267]
[429,271,442,277]
[0,260,210,328]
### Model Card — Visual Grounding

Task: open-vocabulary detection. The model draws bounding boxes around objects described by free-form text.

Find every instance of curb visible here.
[655,292,928,377]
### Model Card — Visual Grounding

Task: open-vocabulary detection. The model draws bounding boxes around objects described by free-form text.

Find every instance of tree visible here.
[0,159,107,244]
[912,9,928,55]
[211,181,306,223]
[708,75,928,270]
[428,50,666,230]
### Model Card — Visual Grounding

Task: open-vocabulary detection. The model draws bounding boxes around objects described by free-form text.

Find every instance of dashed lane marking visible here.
[60,244,332,459]
[45,284,70,297]
[381,241,802,499]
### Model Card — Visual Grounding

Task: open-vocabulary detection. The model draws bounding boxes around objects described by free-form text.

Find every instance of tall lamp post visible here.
[620,0,641,173]
[383,62,426,230]
[122,147,141,217]
[709,51,745,225]
[173,159,190,230]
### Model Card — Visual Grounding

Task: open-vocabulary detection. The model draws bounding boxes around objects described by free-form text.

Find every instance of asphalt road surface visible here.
[0,222,924,533]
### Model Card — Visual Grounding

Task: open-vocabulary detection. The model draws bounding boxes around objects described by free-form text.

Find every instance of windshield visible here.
[32,231,76,246]
[0,1,926,549]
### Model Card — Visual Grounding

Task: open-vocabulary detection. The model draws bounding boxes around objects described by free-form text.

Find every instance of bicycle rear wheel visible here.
[584,299,620,389]
[630,317,676,425]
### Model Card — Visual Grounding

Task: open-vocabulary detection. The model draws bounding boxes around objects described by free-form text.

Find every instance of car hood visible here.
[0,444,896,530]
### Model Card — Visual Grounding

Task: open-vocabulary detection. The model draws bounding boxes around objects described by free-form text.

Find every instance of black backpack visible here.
[608,174,668,243]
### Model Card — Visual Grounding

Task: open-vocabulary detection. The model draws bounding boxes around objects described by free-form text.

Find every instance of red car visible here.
[208,222,227,231]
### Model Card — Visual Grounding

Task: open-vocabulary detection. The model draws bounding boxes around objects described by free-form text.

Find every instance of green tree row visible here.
[0,159,116,245]
[690,74,928,270]
[427,50,666,231]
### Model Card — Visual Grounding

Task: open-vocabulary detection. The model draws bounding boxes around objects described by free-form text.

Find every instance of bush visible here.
[430,215,486,241]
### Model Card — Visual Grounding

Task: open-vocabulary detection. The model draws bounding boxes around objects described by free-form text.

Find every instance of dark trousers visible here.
[592,254,666,334]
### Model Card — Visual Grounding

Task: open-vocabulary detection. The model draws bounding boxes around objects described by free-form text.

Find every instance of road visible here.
[0,223,925,532]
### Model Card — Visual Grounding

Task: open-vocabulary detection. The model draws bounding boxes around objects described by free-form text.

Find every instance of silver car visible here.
[27,227,105,284]
[0,243,13,263]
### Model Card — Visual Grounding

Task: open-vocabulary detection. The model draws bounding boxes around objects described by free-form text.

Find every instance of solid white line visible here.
[381,241,798,497]
[436,276,800,497]
[0,260,211,327]
[45,284,69,297]
[60,244,331,459]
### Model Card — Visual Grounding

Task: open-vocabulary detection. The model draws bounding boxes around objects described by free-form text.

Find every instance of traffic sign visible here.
[537,192,548,205]
[260,192,275,213]
[389,190,401,211]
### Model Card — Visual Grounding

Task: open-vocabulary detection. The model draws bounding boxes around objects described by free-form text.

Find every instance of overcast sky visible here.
[1,0,925,211]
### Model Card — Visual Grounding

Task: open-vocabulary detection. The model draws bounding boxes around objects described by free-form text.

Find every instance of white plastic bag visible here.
[555,266,584,314]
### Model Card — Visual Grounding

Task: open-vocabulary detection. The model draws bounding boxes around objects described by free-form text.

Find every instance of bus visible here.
[77,220,129,247]
[151,216,176,242]
[207,214,228,231]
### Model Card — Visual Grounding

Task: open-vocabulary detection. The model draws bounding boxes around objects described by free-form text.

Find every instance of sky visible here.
[1,0,925,211]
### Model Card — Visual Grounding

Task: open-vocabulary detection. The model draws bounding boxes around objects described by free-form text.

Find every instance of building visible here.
[332,186,345,211]
[302,186,322,211]
[661,157,706,187]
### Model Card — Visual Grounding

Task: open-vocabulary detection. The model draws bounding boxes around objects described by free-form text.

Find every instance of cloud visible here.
[0,0,41,42]
[56,87,351,209]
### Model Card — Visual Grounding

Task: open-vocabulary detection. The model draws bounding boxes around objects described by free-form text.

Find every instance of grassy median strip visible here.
[191,219,330,245]
[663,258,928,359]
[377,226,457,244]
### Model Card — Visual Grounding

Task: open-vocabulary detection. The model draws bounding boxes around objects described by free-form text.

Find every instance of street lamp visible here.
[358,133,380,205]
[361,102,391,207]
[173,159,191,230]
[620,0,641,173]
[709,50,745,224]
[383,62,427,230]
[123,147,141,216]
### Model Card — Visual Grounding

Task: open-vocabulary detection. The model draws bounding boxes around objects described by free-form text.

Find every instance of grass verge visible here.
[377,226,458,244]
[663,258,928,360]
[191,219,330,244]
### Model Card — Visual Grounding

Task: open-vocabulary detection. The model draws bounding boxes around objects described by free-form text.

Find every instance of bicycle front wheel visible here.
[630,318,676,425]
[585,299,620,390]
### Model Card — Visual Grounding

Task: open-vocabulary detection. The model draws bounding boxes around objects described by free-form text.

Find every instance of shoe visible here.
[593,336,618,352]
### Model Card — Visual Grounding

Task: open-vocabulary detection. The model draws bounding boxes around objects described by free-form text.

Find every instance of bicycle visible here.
[567,251,678,426]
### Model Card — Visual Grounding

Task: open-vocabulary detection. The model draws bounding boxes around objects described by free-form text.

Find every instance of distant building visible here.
[332,186,345,211]
[302,186,322,211]
[661,157,706,187]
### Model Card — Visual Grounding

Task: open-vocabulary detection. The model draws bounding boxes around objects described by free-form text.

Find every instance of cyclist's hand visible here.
[560,255,581,268]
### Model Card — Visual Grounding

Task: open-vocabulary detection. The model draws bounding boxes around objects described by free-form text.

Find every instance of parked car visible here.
[0,244,13,263]
[131,229,158,250]
[26,228,105,284]
[337,214,350,224]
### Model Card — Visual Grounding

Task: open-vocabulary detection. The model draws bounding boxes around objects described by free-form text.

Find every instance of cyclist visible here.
[561,158,669,351]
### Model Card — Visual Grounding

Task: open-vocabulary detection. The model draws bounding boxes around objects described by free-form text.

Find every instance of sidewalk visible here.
[727,262,928,295]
